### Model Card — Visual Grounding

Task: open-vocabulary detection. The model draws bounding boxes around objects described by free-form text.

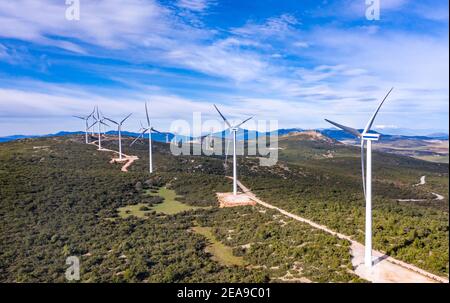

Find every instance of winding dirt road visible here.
[89,141,138,172]
[414,175,426,187]
[400,175,445,202]
[232,178,448,283]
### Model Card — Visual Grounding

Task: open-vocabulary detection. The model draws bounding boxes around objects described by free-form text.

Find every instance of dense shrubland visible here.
[0,134,448,282]
[239,137,449,276]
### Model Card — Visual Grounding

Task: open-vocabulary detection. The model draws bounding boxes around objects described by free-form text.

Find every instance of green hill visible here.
[0,134,447,282]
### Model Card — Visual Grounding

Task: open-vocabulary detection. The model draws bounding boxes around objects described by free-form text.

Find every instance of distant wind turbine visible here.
[214,104,252,195]
[130,102,162,173]
[324,87,394,268]
[104,113,132,160]
[73,108,95,144]
[89,106,110,150]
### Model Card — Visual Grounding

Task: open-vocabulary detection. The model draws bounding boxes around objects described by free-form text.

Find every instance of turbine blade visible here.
[130,132,145,146]
[121,113,132,124]
[145,102,150,126]
[73,115,85,120]
[236,116,253,129]
[324,119,361,138]
[361,140,366,199]
[363,87,394,135]
[87,121,98,130]
[100,120,110,127]
[88,108,95,119]
[139,120,145,131]
[213,104,232,128]
[103,117,118,125]
[151,127,162,134]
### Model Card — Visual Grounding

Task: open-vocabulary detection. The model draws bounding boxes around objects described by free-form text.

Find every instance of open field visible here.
[342,139,449,164]
[148,187,205,214]
[192,226,246,267]
[117,203,152,219]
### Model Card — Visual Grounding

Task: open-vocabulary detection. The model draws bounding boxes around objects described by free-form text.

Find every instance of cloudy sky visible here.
[0,0,448,136]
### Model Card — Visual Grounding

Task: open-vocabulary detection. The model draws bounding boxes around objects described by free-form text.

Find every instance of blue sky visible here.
[0,0,448,136]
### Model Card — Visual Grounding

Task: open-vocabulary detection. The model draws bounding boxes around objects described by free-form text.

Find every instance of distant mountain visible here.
[320,129,449,142]
[0,135,37,143]
[0,131,83,143]
[372,127,449,137]
[1,128,447,144]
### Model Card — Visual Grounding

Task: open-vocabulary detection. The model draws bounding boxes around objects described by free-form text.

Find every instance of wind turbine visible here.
[324,87,394,268]
[73,108,95,144]
[130,102,162,173]
[104,113,132,160]
[214,104,252,195]
[89,106,110,150]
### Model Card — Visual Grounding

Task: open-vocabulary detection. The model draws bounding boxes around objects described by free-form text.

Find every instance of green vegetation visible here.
[0,134,447,282]
[148,187,204,215]
[238,135,449,276]
[117,203,153,219]
[196,207,365,282]
[192,225,246,267]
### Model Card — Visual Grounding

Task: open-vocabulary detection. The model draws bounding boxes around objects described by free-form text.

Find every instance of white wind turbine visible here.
[104,113,132,160]
[89,106,110,150]
[130,102,162,173]
[214,104,252,196]
[73,108,95,144]
[325,87,394,268]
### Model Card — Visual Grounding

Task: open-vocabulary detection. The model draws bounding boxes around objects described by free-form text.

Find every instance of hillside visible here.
[0,134,448,282]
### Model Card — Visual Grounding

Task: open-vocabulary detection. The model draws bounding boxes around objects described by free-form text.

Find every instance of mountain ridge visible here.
[1,128,447,144]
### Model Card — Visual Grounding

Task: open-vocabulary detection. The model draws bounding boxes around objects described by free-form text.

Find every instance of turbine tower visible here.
[214,104,252,196]
[130,102,161,173]
[89,106,109,150]
[73,108,95,144]
[104,113,132,160]
[324,87,394,268]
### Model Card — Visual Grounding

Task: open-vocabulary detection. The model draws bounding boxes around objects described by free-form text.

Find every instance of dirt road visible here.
[90,141,138,172]
[414,175,426,187]
[233,178,448,283]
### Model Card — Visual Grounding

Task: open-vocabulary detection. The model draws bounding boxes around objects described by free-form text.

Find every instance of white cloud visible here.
[293,41,310,48]
[232,14,299,39]
[0,1,448,134]
[0,43,8,59]
[176,0,212,12]
[0,0,166,49]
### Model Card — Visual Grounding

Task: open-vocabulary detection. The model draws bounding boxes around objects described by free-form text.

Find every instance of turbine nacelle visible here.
[362,133,380,141]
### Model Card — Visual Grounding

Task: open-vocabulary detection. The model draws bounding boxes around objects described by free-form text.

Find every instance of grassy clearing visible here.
[117,203,152,219]
[116,187,206,219]
[192,226,246,267]
[148,187,205,215]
